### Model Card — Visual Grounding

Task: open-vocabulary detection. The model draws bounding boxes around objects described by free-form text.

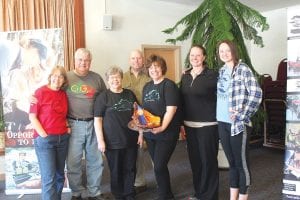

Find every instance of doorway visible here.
[142,45,182,83]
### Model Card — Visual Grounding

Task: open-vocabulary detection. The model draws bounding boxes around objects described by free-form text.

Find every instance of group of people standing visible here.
[29,48,107,200]
[28,40,262,200]
[182,41,262,200]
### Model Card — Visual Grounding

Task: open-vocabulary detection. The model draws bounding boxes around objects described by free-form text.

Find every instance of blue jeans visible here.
[66,119,104,197]
[34,134,70,200]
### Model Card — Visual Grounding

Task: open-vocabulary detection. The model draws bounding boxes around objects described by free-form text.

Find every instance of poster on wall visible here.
[287,79,300,93]
[283,5,300,199]
[286,93,300,122]
[287,6,300,38]
[284,123,300,178]
[283,122,300,198]
[0,28,69,195]
[287,39,300,77]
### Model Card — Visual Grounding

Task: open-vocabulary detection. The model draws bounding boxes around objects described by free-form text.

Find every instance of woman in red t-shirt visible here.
[29,66,70,200]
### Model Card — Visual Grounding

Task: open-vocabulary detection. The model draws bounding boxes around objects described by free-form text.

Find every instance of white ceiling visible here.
[156,0,300,12]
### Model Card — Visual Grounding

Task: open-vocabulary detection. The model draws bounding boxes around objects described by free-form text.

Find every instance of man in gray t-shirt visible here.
[66,48,107,200]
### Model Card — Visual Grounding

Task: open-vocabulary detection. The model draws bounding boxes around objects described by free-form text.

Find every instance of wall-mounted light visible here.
[102,14,112,30]
[102,0,112,30]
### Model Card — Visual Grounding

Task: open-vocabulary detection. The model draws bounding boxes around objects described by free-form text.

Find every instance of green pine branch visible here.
[162,0,269,72]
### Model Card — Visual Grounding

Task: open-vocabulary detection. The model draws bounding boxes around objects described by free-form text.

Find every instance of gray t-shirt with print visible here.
[66,70,106,118]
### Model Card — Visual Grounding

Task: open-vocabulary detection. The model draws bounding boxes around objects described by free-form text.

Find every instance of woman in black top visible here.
[180,45,219,200]
[142,55,181,200]
[94,66,143,200]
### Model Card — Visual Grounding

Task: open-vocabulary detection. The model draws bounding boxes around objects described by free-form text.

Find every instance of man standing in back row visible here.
[122,49,151,194]
[66,48,107,200]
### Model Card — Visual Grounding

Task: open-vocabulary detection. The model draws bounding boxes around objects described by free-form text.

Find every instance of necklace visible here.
[191,69,202,76]
[191,67,203,79]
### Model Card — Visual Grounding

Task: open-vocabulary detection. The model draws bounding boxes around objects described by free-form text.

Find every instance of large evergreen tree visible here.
[162,0,269,73]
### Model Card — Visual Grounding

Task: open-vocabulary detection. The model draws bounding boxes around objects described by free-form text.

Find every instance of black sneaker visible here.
[88,193,110,200]
[134,185,147,194]
[88,196,103,200]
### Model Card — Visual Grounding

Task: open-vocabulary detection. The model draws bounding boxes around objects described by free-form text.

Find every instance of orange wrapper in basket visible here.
[133,103,161,129]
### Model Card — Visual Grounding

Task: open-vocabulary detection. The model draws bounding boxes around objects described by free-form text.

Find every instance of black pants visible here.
[218,122,251,194]
[185,125,219,200]
[105,146,138,199]
[145,138,177,200]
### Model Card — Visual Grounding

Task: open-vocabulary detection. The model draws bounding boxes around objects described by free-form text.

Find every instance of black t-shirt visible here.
[94,89,138,149]
[180,68,218,122]
[142,78,182,140]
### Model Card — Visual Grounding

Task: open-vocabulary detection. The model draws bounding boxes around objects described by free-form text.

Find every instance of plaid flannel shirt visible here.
[225,62,262,136]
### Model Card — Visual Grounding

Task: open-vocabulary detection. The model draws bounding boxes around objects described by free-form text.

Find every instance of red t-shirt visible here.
[30,85,68,138]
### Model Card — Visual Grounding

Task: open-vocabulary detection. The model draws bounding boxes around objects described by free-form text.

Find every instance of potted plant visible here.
[162,0,269,142]
[162,0,269,71]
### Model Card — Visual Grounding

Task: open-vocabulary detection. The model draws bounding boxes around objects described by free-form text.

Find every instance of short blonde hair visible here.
[47,66,68,88]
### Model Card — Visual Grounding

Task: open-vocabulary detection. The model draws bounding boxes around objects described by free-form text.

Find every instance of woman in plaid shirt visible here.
[216,40,262,200]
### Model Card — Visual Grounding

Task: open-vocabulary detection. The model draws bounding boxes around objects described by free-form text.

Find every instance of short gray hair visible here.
[105,66,123,81]
[75,48,92,60]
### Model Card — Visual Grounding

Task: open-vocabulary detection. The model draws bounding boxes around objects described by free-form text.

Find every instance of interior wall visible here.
[84,0,194,77]
[84,0,296,80]
[250,8,289,79]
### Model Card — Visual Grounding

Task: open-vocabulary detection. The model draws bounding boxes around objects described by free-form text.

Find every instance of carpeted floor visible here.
[0,140,284,200]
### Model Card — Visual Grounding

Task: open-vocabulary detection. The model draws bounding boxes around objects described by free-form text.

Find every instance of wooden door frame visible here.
[142,44,182,82]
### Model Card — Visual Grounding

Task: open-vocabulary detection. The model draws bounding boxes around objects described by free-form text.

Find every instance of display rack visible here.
[262,59,287,149]
[263,99,286,149]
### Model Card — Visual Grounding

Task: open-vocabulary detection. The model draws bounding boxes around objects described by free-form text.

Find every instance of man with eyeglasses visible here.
[66,48,107,200]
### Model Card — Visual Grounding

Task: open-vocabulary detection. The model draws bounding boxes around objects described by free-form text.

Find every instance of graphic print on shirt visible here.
[144,89,160,102]
[111,99,134,112]
[217,69,231,100]
[69,82,96,98]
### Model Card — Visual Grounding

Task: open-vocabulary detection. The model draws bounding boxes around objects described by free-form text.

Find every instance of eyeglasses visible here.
[51,75,64,79]
[76,58,91,63]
